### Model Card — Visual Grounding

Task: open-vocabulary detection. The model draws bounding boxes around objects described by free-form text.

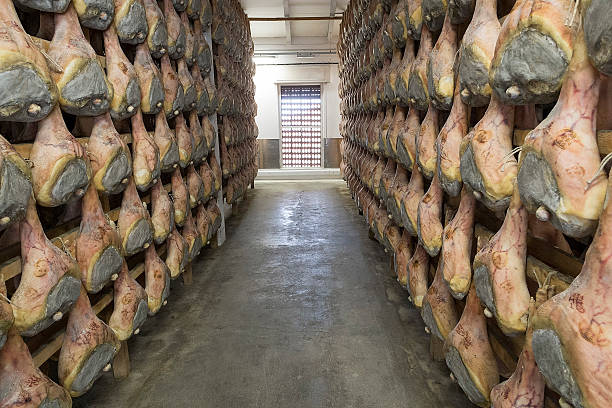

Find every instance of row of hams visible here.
[0,166,223,404]
[339,0,612,113]
[339,1,612,408]
[0,0,214,123]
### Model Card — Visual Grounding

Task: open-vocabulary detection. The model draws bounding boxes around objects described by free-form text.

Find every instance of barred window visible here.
[280,85,322,168]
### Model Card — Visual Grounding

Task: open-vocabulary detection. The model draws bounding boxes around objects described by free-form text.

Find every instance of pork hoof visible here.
[48,158,89,206]
[78,0,114,30]
[123,219,153,256]
[60,60,110,116]
[89,245,123,293]
[116,1,148,45]
[70,343,116,396]
[532,329,583,408]
[445,345,488,406]
[0,159,32,230]
[0,65,55,122]
[21,274,81,337]
[102,150,131,194]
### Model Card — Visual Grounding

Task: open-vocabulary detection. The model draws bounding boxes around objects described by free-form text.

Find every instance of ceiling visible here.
[239,0,348,53]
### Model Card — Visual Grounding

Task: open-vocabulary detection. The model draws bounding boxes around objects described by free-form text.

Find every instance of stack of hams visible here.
[339,0,612,407]
[0,0,254,404]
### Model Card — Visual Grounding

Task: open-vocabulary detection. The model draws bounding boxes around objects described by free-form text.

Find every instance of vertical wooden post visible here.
[113,340,130,379]
[429,335,445,362]
[183,263,193,286]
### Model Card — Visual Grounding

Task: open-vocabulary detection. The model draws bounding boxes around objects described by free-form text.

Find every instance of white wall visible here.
[253,63,341,140]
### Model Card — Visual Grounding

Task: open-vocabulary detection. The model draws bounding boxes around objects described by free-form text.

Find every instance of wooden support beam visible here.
[183,263,193,286]
[113,341,130,379]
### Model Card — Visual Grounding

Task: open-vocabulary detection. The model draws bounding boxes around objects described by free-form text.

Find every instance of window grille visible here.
[280,85,322,168]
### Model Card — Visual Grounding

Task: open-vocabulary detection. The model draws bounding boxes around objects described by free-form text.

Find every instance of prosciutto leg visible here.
[117,177,154,256]
[400,163,424,236]
[172,167,189,227]
[166,227,188,279]
[77,185,123,293]
[58,288,120,397]
[441,187,476,300]
[73,0,114,30]
[87,113,132,195]
[30,106,91,207]
[416,103,439,180]
[134,43,165,115]
[444,285,499,407]
[109,261,148,340]
[143,0,168,59]
[0,328,72,407]
[113,0,148,45]
[0,134,32,230]
[0,0,58,122]
[11,197,81,336]
[131,109,161,191]
[161,55,185,119]
[427,11,457,111]
[145,245,170,315]
[153,111,180,173]
[408,243,429,307]
[417,168,443,257]
[421,260,458,340]
[407,25,432,111]
[517,29,606,238]
[151,181,174,245]
[182,209,202,261]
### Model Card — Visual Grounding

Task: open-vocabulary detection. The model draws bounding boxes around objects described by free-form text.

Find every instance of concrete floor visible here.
[76,180,471,408]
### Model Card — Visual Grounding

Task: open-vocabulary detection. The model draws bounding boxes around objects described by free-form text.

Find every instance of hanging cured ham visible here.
[437,80,468,197]
[177,58,196,110]
[151,181,174,244]
[163,0,186,59]
[161,54,185,119]
[0,328,72,407]
[473,187,530,336]
[0,277,13,348]
[416,103,439,179]
[87,113,132,195]
[166,227,188,278]
[395,230,412,288]
[172,167,189,227]
[186,164,205,208]
[113,0,148,44]
[0,0,58,122]
[195,203,211,244]
[406,0,423,40]
[11,198,81,336]
[143,0,168,59]
[134,43,165,115]
[13,0,69,12]
[584,0,612,76]
[490,282,550,408]
[529,172,612,408]
[104,24,141,120]
[427,12,457,111]
[182,12,196,66]
[444,285,499,407]
[176,114,194,167]
[153,111,180,172]
[190,111,207,165]
[0,134,32,230]
[448,0,474,24]
[457,0,500,107]
[490,0,575,105]
[117,177,154,256]
[396,108,420,170]
[182,209,203,261]
[421,260,458,340]
[131,109,161,191]
[440,187,476,300]
[109,261,148,340]
[417,169,443,257]
[76,185,123,293]
[407,25,432,111]
[517,29,606,238]
[145,245,170,315]
[407,243,429,307]
[48,5,113,116]
[400,163,424,236]
[460,94,516,212]
[422,0,447,32]
[30,106,91,207]
[58,288,120,397]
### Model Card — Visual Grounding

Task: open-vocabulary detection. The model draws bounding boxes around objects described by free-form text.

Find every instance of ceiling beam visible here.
[283,0,291,45]
[328,0,337,43]
[249,16,343,21]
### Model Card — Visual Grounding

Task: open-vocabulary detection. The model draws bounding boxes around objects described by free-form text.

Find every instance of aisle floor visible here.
[77,181,471,408]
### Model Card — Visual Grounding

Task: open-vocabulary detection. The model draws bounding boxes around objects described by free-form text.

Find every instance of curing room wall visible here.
[254,64,342,169]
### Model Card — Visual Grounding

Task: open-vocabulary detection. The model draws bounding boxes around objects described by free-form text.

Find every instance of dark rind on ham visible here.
[0,159,32,230]
[21,275,81,337]
[417,211,441,256]
[168,27,186,60]
[70,343,116,395]
[60,60,110,116]
[408,73,429,111]
[167,86,185,119]
[149,23,169,59]
[183,85,196,110]
[132,299,149,333]
[197,42,213,73]
[124,218,153,256]
[172,0,186,12]
[445,345,487,406]
[422,0,446,32]
[460,145,511,211]
[518,151,597,238]
[584,0,612,76]
[532,329,584,408]
[396,139,414,169]
[421,300,444,341]
[400,203,418,236]
[90,246,123,293]
[449,0,474,25]
[458,48,491,107]
[438,164,461,198]
[160,140,180,172]
[0,65,55,122]
[145,77,165,115]
[76,0,115,30]
[116,1,148,45]
[101,151,131,194]
[491,29,568,105]
[13,0,70,12]
[110,78,141,121]
[428,59,453,110]
[473,264,495,313]
[50,158,89,206]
